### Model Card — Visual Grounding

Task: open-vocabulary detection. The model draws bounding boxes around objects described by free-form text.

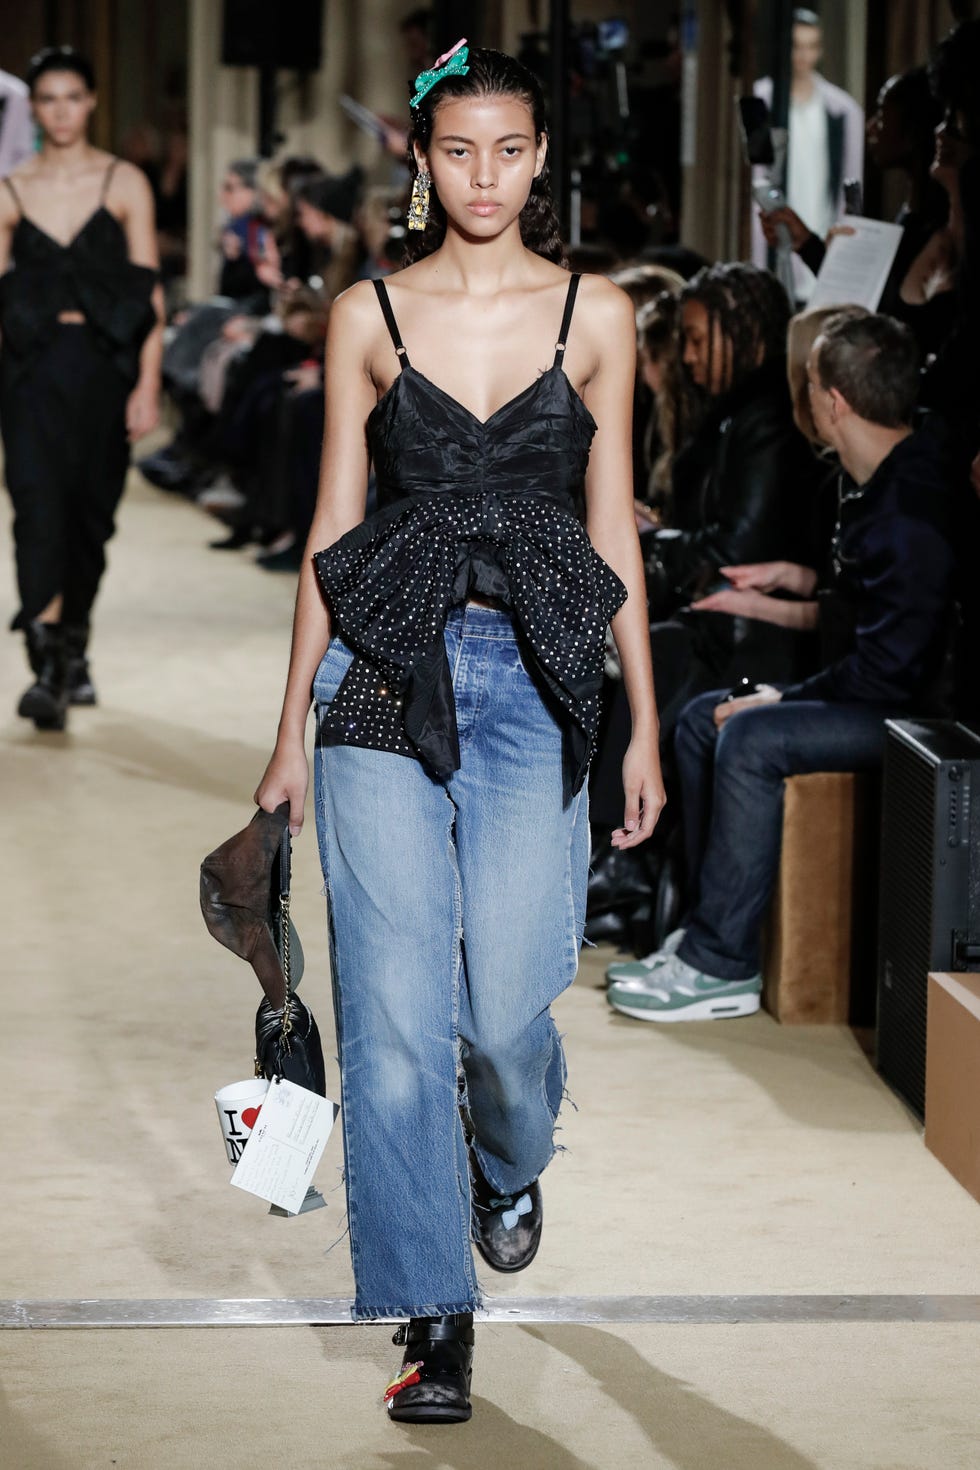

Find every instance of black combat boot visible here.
[384,1313,474,1424]
[18,621,69,730]
[63,623,97,705]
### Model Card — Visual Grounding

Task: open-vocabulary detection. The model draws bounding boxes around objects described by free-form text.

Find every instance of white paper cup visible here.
[214,1078,270,1165]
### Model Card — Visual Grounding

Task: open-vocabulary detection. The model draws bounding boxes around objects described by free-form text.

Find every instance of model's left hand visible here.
[126,382,161,442]
[612,736,666,849]
[713,684,781,729]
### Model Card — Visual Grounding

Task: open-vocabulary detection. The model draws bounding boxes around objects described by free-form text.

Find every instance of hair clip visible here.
[410,38,470,109]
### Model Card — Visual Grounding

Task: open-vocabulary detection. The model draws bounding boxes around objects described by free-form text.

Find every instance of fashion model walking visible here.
[256,42,664,1423]
[0,47,162,729]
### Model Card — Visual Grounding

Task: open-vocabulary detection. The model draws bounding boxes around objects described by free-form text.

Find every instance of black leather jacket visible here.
[645,356,825,686]
[653,356,821,604]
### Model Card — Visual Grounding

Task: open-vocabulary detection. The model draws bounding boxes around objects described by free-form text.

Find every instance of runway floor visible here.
[2,470,979,1469]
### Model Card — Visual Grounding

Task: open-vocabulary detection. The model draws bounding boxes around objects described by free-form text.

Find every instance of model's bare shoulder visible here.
[574,273,636,359]
[112,159,155,213]
[332,278,385,331]
[575,271,634,320]
[327,279,387,374]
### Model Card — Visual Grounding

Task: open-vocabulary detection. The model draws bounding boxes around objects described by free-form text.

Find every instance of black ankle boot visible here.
[63,623,97,705]
[384,1313,474,1424]
[18,621,69,730]
[470,1149,542,1273]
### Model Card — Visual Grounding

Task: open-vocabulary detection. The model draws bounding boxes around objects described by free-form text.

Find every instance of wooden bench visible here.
[763,772,878,1025]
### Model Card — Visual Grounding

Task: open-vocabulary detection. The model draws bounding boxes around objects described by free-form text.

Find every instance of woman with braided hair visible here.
[659,261,822,628]
[254,42,663,1422]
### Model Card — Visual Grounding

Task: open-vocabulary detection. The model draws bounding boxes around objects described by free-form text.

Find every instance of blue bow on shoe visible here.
[501,1193,532,1230]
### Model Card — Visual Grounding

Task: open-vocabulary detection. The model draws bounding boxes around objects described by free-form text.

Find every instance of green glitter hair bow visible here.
[410,37,470,109]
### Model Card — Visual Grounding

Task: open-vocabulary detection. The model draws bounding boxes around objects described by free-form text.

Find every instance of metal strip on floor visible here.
[3,1296,980,1328]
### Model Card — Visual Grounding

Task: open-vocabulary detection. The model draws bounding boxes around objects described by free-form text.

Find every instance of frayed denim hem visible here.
[351,1296,483,1323]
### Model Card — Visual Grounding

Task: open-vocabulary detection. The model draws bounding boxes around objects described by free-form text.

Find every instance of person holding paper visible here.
[760,66,957,356]
[752,8,864,300]
[254,41,663,1424]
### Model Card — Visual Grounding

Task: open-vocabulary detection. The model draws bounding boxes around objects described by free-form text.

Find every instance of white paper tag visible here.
[230,1078,339,1214]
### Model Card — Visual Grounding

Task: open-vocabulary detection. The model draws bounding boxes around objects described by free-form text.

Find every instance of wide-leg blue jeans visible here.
[313,605,589,1320]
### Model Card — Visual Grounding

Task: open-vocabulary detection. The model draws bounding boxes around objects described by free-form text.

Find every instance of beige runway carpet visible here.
[2,472,979,1468]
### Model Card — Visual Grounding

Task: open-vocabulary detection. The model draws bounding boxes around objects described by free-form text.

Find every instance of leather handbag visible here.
[201,804,326,1097]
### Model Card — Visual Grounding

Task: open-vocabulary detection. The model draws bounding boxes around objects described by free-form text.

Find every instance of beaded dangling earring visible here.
[407,170,431,231]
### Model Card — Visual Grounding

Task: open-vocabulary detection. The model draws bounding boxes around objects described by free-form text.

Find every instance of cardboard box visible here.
[925,972,980,1205]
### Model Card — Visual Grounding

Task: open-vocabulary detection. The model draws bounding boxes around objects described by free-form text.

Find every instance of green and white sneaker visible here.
[605,927,686,984]
[607,952,761,1022]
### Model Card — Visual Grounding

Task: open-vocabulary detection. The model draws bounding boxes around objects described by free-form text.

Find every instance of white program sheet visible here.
[808,216,904,311]
[231,1078,339,1214]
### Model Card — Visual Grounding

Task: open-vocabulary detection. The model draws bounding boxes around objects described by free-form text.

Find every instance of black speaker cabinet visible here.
[222,2,324,71]
[877,719,980,1119]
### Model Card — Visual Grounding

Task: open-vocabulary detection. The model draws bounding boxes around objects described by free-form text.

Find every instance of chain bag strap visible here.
[254,828,294,1078]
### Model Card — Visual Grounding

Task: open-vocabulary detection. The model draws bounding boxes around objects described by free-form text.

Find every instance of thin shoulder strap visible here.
[553,273,581,368]
[373,278,410,370]
[3,176,22,214]
[101,157,120,204]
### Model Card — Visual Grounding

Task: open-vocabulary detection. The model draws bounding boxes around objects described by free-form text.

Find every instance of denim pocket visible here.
[312,637,354,707]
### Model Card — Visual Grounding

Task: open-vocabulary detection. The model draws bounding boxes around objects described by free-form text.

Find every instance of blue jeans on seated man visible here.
[674,689,894,982]
[313,604,589,1320]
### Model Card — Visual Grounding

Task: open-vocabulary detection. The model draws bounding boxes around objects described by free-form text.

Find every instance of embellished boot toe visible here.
[384,1313,474,1424]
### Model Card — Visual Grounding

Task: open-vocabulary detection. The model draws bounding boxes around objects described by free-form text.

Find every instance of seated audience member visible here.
[587,265,823,948]
[293,168,366,300]
[608,263,685,525]
[254,155,323,290]
[635,290,696,523]
[644,262,823,713]
[354,186,408,279]
[689,302,868,631]
[607,314,955,1021]
[217,158,272,308]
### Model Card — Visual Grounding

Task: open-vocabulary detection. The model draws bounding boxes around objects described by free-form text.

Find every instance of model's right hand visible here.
[254,744,309,836]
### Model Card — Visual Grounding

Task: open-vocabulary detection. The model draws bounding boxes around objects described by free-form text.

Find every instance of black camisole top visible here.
[0,160,157,385]
[313,273,627,800]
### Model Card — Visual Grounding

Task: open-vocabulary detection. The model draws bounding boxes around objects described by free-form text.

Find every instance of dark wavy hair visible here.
[403,47,565,266]
[680,261,790,399]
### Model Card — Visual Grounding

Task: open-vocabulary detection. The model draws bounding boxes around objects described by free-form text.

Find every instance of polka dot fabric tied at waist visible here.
[313,274,627,800]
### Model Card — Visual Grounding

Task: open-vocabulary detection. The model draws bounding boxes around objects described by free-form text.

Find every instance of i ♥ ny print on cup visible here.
[215,1078,270,1164]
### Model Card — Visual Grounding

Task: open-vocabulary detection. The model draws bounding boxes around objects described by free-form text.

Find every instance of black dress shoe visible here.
[384,1313,474,1424]
[208,527,254,550]
[469,1150,542,1274]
